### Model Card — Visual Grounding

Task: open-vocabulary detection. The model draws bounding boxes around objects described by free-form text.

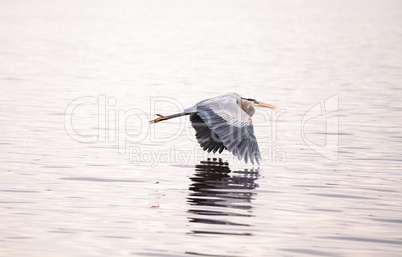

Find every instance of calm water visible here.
[1,0,402,256]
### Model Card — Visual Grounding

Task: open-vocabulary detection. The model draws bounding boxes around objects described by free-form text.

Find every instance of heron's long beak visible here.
[258,102,276,109]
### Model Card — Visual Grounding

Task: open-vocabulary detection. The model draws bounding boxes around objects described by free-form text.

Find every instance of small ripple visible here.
[280,248,339,256]
[309,193,376,200]
[188,217,250,226]
[369,218,402,224]
[318,236,402,245]
[186,251,238,257]
[308,208,343,213]
[0,190,38,193]
[189,230,252,236]
[59,177,144,183]
[188,209,253,217]
[356,187,399,193]
[49,230,74,234]
[315,132,353,136]
[100,236,132,239]
[13,212,36,215]
[6,237,33,239]
[293,185,334,188]
[0,201,33,203]
[85,164,113,167]
[49,112,67,116]
[43,165,72,169]
[1,77,25,81]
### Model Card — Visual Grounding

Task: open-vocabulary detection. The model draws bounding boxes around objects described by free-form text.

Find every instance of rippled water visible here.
[1,0,402,256]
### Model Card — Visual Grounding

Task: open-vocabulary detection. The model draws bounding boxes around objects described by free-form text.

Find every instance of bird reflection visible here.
[187,158,259,236]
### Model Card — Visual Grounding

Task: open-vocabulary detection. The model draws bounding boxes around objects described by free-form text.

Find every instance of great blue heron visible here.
[150,93,276,165]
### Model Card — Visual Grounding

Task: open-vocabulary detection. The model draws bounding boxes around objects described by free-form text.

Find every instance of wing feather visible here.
[190,113,226,154]
[192,94,261,164]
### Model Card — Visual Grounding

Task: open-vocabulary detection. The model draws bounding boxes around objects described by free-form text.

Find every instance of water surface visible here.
[1,0,401,256]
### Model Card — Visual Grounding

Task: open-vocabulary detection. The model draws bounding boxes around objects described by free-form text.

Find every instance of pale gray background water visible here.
[1,0,401,256]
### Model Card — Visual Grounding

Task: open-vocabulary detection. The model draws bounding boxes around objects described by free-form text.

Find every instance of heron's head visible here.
[242,98,276,109]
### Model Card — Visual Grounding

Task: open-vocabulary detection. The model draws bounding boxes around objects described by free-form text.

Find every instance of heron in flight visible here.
[150,93,276,165]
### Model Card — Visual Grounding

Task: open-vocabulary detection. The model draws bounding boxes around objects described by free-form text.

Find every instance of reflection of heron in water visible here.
[187,158,259,236]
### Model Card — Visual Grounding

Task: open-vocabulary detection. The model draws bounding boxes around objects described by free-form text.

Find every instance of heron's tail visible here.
[149,112,188,124]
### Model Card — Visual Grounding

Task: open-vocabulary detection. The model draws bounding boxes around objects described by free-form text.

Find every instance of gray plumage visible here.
[150,92,276,165]
[185,93,261,165]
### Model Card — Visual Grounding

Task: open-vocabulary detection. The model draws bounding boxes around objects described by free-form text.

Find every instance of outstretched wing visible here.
[191,94,261,165]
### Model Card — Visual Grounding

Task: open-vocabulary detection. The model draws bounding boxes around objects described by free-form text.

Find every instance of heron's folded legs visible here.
[149,112,188,124]
[149,114,167,123]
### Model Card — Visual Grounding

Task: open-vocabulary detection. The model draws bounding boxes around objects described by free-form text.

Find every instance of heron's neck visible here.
[240,99,255,117]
